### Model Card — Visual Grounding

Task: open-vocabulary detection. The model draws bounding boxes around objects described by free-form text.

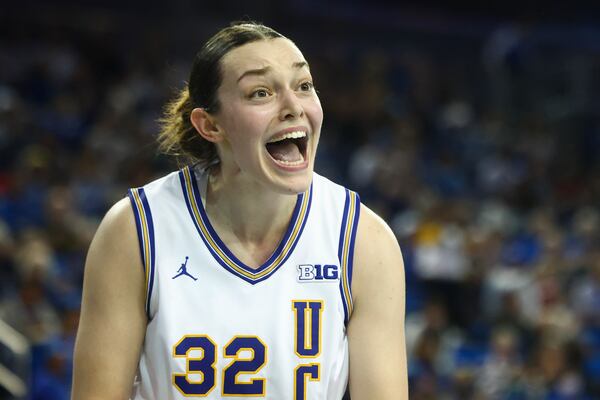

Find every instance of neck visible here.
[204,166,298,246]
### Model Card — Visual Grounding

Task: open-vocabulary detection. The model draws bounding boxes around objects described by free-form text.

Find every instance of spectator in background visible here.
[476,326,523,398]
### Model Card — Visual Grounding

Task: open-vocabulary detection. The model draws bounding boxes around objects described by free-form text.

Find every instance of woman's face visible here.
[212,38,323,195]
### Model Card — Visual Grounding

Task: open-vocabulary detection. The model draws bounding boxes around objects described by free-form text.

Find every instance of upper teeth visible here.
[267,131,306,143]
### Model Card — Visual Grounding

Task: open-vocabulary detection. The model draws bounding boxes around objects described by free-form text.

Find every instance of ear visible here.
[190,107,224,143]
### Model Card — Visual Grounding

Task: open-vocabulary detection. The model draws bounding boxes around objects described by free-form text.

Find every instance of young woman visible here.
[72,22,408,399]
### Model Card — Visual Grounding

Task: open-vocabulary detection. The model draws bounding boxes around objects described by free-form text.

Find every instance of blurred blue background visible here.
[1,1,599,399]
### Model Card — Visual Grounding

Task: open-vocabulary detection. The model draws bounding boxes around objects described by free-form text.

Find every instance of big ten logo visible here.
[297,264,339,282]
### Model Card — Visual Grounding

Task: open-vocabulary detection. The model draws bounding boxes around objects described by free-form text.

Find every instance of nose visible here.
[278,89,304,121]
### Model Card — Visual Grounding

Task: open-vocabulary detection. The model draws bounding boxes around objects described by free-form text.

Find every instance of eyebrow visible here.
[236,61,310,82]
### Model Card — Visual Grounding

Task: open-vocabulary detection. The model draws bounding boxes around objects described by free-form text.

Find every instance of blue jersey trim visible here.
[128,190,146,274]
[127,187,156,319]
[347,192,360,291]
[337,189,360,325]
[338,191,351,324]
[141,189,156,317]
[179,166,313,284]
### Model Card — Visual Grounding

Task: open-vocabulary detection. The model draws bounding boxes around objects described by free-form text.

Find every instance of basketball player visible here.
[72,22,408,399]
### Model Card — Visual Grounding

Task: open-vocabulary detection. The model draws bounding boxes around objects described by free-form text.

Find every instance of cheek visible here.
[221,107,272,162]
[306,99,324,129]
[221,105,264,143]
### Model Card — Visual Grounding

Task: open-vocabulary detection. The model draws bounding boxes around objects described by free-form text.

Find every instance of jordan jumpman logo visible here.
[172,256,197,281]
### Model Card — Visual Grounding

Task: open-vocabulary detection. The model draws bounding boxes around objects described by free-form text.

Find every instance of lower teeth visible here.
[277,154,305,166]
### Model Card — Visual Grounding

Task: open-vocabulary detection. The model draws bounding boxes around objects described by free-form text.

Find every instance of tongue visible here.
[266,139,302,162]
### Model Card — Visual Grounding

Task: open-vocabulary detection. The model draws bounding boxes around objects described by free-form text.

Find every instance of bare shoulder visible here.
[347,204,408,398]
[352,203,404,302]
[82,195,145,310]
[72,197,147,398]
[92,197,138,249]
[82,195,145,315]
[85,197,142,274]
[355,204,400,256]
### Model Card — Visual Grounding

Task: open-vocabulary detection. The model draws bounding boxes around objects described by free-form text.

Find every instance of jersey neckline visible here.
[178,166,313,284]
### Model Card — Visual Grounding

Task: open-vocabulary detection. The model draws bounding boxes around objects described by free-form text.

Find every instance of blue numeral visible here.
[172,335,217,396]
[222,336,267,396]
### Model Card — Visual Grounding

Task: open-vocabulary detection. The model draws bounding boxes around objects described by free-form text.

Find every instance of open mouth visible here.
[265,131,309,166]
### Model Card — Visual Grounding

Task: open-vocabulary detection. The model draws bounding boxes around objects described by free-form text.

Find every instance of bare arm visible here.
[347,204,408,399]
[72,198,147,399]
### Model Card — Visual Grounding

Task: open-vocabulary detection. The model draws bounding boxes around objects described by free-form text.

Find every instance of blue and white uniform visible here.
[128,166,360,399]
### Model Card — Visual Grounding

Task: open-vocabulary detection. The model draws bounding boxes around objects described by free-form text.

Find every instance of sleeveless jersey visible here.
[127,166,360,399]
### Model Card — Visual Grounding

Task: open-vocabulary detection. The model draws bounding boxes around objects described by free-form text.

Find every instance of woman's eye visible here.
[299,81,314,91]
[250,89,270,98]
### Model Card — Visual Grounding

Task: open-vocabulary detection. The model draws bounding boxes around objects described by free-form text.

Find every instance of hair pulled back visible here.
[158,22,285,166]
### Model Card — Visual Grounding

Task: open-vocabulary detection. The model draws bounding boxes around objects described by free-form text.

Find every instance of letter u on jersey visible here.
[292,301,323,357]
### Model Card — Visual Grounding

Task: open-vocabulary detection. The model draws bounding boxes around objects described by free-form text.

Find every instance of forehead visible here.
[220,38,307,79]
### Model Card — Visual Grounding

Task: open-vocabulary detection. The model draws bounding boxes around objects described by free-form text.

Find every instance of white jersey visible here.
[127,166,360,400]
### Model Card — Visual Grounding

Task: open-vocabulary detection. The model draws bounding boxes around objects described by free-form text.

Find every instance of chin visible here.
[270,171,313,195]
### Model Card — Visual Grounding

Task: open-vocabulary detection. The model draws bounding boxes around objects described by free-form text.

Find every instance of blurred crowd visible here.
[1,9,599,400]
